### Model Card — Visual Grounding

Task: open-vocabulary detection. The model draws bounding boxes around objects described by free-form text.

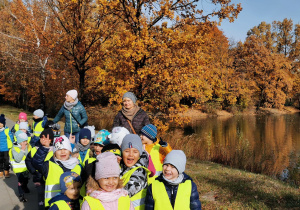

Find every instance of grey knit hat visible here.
[163,150,186,174]
[121,134,143,156]
[122,92,137,103]
[33,109,44,118]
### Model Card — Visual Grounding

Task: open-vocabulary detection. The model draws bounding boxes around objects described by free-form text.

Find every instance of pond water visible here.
[185,113,300,182]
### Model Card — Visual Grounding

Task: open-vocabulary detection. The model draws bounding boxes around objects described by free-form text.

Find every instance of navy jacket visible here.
[145,173,201,210]
[48,194,80,210]
[25,141,43,183]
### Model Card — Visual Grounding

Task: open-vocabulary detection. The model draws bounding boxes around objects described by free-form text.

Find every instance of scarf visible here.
[73,142,91,152]
[90,188,128,203]
[54,157,79,170]
[121,105,140,121]
[0,127,5,132]
[162,173,184,185]
[64,98,79,111]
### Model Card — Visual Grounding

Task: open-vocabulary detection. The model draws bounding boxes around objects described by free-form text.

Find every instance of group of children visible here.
[0,111,202,210]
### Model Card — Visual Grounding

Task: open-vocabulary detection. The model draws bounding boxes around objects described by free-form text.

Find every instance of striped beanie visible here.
[140,124,157,142]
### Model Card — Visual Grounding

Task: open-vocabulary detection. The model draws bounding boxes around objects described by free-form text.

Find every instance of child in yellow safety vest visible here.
[140,124,172,176]
[0,114,14,178]
[25,128,55,210]
[120,134,151,210]
[145,150,202,210]
[81,152,135,210]
[31,109,48,147]
[9,130,32,202]
[72,128,92,167]
[32,135,82,208]
[11,112,32,140]
[49,172,82,210]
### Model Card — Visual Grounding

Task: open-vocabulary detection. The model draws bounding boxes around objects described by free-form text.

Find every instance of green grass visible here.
[187,159,300,209]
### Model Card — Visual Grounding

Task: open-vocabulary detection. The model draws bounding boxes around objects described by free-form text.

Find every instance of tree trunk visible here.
[79,70,85,101]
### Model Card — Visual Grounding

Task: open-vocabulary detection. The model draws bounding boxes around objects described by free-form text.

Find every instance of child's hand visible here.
[69,134,76,144]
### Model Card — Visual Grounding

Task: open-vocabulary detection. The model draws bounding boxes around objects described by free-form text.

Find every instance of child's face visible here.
[65,94,74,102]
[20,129,27,133]
[0,123,4,128]
[80,138,90,146]
[94,144,103,156]
[55,149,71,161]
[140,134,153,145]
[122,148,140,167]
[33,115,39,119]
[64,182,81,200]
[19,119,26,122]
[20,141,28,147]
[98,177,119,192]
[163,164,179,181]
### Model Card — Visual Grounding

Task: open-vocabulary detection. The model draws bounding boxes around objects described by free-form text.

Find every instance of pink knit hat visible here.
[19,112,27,121]
[95,152,120,180]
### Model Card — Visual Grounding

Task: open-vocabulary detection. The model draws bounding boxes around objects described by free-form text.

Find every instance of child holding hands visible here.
[81,152,134,210]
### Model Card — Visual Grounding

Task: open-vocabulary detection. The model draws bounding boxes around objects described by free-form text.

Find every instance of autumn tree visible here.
[273,18,293,56]
[233,36,293,109]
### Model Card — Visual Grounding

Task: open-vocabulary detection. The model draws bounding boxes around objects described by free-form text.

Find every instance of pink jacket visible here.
[81,188,135,210]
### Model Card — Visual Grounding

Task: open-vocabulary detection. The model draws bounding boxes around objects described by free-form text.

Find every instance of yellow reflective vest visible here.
[152,179,192,210]
[4,128,13,149]
[29,147,53,161]
[78,149,90,167]
[121,166,151,210]
[149,144,163,176]
[44,161,82,207]
[9,145,32,173]
[32,121,44,137]
[82,195,131,210]
[50,200,71,210]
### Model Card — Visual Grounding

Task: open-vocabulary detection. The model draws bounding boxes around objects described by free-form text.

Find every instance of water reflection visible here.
[185,114,300,180]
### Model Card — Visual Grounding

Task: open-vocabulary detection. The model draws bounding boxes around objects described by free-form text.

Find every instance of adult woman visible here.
[113,92,150,135]
[53,90,88,143]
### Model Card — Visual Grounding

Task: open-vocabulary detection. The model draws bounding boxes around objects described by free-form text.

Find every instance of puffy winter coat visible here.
[53,101,88,133]
[145,173,201,210]
[113,108,150,134]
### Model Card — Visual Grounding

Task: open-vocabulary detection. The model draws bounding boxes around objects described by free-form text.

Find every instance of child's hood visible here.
[48,193,73,206]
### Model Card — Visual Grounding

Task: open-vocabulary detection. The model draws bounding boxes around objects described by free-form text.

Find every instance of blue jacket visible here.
[48,193,80,210]
[53,101,88,133]
[25,141,43,183]
[0,127,14,152]
[145,173,201,210]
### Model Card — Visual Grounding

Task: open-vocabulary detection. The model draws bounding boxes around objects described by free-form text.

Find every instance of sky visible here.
[200,0,300,42]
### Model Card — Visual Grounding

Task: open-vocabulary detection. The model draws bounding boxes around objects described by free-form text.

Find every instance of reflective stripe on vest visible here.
[121,166,151,210]
[83,195,131,210]
[33,121,44,137]
[152,179,192,210]
[4,128,13,149]
[78,149,90,167]
[50,200,71,210]
[44,161,81,207]
[150,144,162,175]
[9,145,32,173]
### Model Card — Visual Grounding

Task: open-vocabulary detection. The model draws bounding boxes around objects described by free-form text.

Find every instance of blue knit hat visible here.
[79,128,91,141]
[0,114,6,127]
[60,172,81,194]
[140,124,157,142]
[15,130,28,144]
[122,92,137,103]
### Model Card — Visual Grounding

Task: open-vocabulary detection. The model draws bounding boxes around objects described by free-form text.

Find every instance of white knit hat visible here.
[33,109,44,118]
[108,127,130,146]
[66,90,78,100]
[53,135,72,153]
[19,122,29,130]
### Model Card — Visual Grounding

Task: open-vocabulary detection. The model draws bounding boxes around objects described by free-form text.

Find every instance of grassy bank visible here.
[1,105,299,209]
[187,159,299,209]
